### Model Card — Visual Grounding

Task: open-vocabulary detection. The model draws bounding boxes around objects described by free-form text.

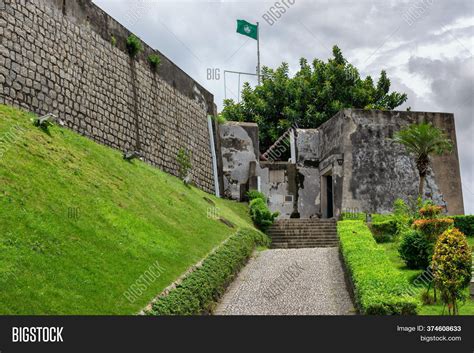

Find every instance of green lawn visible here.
[0,104,255,314]
[379,234,474,315]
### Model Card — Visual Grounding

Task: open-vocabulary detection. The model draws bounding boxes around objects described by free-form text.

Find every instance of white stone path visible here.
[214,248,356,315]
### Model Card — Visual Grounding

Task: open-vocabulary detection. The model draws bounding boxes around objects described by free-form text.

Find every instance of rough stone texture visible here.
[341,109,464,215]
[221,109,464,217]
[214,248,355,315]
[260,162,298,219]
[0,0,215,193]
[219,122,259,199]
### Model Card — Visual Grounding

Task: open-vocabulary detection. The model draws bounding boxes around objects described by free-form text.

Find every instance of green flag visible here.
[236,20,258,40]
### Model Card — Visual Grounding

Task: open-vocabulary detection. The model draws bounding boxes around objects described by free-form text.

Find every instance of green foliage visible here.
[0,104,257,314]
[398,229,432,269]
[126,34,143,57]
[148,229,270,315]
[249,198,278,232]
[412,218,454,242]
[221,46,408,151]
[111,35,117,47]
[432,228,472,315]
[393,123,454,160]
[176,148,192,181]
[215,113,227,124]
[148,54,161,71]
[451,215,474,237]
[371,220,398,243]
[341,212,366,221]
[246,190,267,202]
[393,123,453,197]
[338,221,419,315]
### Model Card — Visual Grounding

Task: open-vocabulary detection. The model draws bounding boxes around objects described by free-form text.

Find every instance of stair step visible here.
[269,218,338,249]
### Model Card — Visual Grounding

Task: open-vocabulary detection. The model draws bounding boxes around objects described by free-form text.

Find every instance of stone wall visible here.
[341,109,464,215]
[0,0,216,193]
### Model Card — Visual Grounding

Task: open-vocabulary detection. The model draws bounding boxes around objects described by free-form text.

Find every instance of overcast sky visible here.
[93,0,473,213]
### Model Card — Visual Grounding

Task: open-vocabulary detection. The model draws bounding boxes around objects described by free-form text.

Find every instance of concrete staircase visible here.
[267,219,338,249]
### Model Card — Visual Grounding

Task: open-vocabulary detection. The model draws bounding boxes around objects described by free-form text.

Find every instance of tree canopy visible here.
[220,46,408,152]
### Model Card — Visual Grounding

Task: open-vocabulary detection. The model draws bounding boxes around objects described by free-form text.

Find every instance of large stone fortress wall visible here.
[0,0,216,193]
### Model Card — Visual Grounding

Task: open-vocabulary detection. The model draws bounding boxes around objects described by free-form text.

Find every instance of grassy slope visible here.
[0,104,255,315]
[379,236,474,315]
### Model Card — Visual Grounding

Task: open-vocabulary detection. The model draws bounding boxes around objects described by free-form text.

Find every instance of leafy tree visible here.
[432,228,472,315]
[221,46,408,152]
[393,123,453,198]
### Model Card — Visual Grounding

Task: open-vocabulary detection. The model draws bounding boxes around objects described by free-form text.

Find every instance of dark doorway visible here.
[325,175,333,218]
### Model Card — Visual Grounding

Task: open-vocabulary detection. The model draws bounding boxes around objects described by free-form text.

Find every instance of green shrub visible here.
[126,34,143,57]
[432,228,472,315]
[371,219,398,243]
[111,35,117,47]
[451,215,474,237]
[148,229,269,315]
[372,232,393,244]
[176,148,192,181]
[341,212,366,221]
[412,218,454,242]
[398,229,431,269]
[215,114,227,124]
[148,54,161,71]
[246,190,266,202]
[249,198,278,232]
[338,221,419,315]
[371,213,394,223]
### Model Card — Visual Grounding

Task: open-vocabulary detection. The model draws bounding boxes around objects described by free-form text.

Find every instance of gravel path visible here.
[214,248,355,315]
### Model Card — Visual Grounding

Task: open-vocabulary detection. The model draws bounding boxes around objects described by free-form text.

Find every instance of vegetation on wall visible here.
[148,54,161,71]
[147,228,270,315]
[126,34,143,57]
[221,45,408,152]
[176,148,192,182]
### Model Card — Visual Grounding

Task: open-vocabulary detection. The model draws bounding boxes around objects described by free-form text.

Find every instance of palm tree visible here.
[393,123,453,198]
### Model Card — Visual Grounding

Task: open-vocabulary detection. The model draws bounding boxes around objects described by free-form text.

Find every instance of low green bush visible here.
[341,212,366,221]
[371,213,395,223]
[249,198,278,232]
[451,215,474,237]
[371,219,398,243]
[338,221,419,315]
[148,229,269,315]
[246,190,266,202]
[398,229,431,269]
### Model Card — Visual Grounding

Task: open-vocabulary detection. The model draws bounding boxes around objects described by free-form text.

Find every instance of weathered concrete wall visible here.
[0,0,216,193]
[260,162,298,219]
[219,122,259,199]
[340,109,464,215]
[295,129,320,218]
[219,108,464,218]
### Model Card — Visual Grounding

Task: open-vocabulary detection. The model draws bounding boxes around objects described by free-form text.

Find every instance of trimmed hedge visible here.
[451,215,474,237]
[147,229,269,315]
[338,221,419,315]
[370,219,398,243]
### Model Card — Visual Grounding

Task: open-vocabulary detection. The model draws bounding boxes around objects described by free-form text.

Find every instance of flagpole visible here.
[257,22,261,86]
